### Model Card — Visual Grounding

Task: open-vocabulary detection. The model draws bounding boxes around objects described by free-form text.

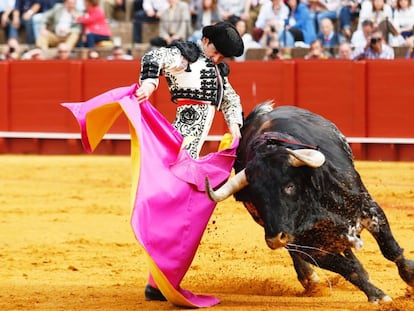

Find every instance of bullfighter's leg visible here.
[145,274,167,301]
[289,251,320,290]
[307,253,390,302]
[363,200,414,287]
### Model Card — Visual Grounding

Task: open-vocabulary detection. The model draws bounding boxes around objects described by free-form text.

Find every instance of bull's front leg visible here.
[289,251,320,290]
[395,254,414,286]
[311,253,391,303]
[363,202,414,287]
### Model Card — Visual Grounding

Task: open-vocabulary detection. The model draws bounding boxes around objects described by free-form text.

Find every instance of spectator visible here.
[351,19,374,48]
[304,38,332,58]
[188,0,202,25]
[87,48,101,58]
[279,0,316,47]
[149,0,192,47]
[391,0,414,46]
[405,36,414,58]
[0,0,15,44]
[217,0,249,23]
[263,36,284,60]
[233,17,262,61]
[32,0,62,43]
[102,0,135,22]
[352,29,394,59]
[75,0,112,48]
[107,45,133,59]
[358,0,393,33]
[255,16,285,58]
[188,0,221,43]
[307,0,340,34]
[253,0,289,43]
[338,0,361,40]
[55,41,72,59]
[317,17,340,48]
[0,41,20,60]
[132,0,168,43]
[337,41,353,58]
[35,0,82,51]
[21,46,45,58]
[10,0,42,47]
[244,0,267,34]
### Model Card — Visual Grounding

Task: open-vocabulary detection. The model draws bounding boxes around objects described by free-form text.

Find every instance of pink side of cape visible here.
[62,84,238,307]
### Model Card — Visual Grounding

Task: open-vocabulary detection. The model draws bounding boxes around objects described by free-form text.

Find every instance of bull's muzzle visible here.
[265,232,291,249]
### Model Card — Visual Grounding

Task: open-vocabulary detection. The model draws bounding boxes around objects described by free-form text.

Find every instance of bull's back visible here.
[245,105,353,166]
[237,105,357,184]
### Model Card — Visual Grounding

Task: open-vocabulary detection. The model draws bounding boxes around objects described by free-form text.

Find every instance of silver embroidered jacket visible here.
[139,44,243,127]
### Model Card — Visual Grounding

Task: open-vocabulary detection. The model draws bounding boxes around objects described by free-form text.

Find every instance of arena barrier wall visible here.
[0,59,413,161]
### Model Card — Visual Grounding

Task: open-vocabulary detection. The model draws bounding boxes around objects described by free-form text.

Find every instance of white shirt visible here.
[201,11,212,28]
[393,6,414,31]
[0,0,15,12]
[55,10,73,36]
[358,0,393,30]
[143,0,169,13]
[350,29,368,48]
[255,0,289,31]
[218,0,248,17]
[76,0,85,12]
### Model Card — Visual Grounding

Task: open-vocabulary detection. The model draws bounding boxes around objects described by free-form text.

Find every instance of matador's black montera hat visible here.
[202,22,244,58]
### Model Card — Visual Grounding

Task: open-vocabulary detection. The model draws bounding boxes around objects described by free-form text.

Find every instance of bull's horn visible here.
[287,148,325,168]
[206,169,248,202]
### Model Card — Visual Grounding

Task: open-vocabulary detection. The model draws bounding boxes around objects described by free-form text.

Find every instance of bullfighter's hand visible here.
[229,123,241,141]
[135,82,156,104]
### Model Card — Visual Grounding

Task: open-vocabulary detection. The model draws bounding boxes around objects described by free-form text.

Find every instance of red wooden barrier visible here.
[7,61,82,132]
[365,60,414,137]
[0,62,9,131]
[293,60,367,136]
[1,59,413,160]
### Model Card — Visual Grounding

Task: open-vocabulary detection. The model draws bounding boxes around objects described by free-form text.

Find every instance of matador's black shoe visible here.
[144,284,167,301]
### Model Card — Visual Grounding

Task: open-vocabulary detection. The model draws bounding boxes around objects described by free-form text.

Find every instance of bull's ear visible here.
[287,148,325,168]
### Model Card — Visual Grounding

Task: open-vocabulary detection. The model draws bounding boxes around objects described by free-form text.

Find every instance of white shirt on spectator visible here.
[255,0,289,32]
[358,0,393,30]
[351,29,369,48]
[0,0,15,11]
[393,5,414,31]
[218,0,248,18]
[143,0,169,13]
[55,10,73,37]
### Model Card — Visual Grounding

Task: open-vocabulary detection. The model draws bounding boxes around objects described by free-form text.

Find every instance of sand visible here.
[1,155,414,311]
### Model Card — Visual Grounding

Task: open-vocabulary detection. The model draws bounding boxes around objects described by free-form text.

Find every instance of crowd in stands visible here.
[0,0,414,60]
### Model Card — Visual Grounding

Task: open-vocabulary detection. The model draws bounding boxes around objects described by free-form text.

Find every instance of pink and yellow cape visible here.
[62,84,238,308]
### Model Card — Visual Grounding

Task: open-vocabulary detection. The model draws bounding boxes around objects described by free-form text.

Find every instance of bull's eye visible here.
[284,183,296,195]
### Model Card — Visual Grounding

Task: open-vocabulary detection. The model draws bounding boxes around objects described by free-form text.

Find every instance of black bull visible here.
[206,103,414,302]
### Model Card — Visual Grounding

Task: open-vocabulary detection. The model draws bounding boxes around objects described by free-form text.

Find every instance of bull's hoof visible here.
[396,257,414,286]
[300,271,320,290]
[303,280,331,297]
[369,295,392,304]
[144,285,167,301]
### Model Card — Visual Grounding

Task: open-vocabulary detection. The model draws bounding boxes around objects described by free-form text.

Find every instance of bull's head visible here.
[205,148,326,249]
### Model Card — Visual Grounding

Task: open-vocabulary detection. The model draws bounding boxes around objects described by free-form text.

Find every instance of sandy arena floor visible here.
[1,156,413,311]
